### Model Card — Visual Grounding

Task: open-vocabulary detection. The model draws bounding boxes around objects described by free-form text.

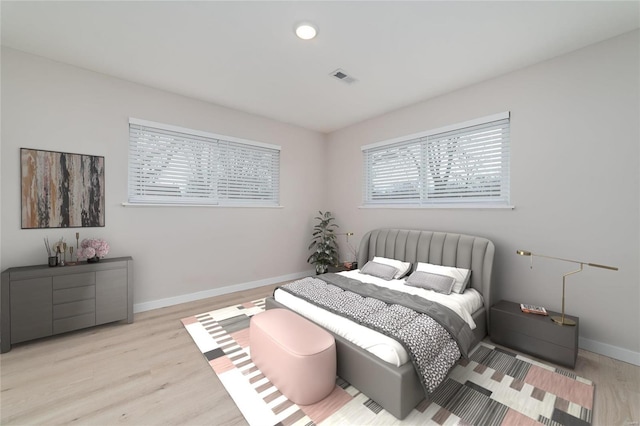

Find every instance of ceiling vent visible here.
[330,68,357,84]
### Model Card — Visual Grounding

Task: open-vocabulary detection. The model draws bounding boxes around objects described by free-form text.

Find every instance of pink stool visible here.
[250,308,336,405]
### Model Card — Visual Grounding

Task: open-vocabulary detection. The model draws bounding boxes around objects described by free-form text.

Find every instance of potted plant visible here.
[307,211,339,274]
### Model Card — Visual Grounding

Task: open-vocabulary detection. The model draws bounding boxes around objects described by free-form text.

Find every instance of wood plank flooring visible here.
[1,283,638,425]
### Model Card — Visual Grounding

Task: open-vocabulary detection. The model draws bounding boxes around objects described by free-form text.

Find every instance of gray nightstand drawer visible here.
[494,308,576,349]
[492,328,577,367]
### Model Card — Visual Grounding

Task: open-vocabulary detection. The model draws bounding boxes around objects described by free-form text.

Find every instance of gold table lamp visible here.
[516,250,618,326]
[338,232,357,265]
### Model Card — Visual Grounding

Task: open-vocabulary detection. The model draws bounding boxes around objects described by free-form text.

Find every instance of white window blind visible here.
[128,119,280,206]
[363,112,510,206]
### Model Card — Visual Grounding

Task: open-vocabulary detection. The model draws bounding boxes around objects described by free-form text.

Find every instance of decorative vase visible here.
[87,256,100,263]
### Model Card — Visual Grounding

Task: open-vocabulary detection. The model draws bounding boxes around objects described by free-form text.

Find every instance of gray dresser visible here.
[1,257,133,353]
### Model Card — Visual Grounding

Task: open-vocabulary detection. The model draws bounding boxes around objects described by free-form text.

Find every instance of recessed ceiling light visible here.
[295,22,318,40]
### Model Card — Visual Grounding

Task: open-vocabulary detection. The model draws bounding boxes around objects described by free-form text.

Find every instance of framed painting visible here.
[21,148,105,229]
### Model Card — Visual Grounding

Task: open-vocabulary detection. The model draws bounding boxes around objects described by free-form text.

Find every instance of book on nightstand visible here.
[520,303,548,315]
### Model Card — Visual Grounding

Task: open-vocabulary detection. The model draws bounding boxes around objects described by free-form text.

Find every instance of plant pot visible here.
[315,264,328,275]
[87,256,100,263]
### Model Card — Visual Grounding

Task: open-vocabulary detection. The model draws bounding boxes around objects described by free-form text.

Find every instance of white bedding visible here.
[273,270,483,367]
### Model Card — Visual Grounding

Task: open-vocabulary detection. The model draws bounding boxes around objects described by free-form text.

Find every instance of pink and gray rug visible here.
[181,298,594,425]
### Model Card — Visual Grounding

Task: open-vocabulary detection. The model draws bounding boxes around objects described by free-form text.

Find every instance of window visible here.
[362,112,510,207]
[128,119,280,206]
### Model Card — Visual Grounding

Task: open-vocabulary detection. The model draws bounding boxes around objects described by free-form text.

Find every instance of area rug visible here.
[181,298,594,426]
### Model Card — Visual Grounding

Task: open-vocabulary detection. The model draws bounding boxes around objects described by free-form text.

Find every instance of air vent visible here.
[330,68,357,84]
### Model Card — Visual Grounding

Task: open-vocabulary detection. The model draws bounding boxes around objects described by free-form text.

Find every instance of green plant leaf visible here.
[308,210,341,268]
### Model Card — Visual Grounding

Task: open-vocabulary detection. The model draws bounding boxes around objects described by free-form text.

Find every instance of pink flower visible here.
[79,247,96,259]
[79,238,109,259]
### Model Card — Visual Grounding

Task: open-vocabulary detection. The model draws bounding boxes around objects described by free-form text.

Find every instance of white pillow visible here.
[415,262,471,294]
[373,256,412,279]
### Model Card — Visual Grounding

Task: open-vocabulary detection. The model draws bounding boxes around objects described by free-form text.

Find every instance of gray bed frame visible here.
[265,228,495,420]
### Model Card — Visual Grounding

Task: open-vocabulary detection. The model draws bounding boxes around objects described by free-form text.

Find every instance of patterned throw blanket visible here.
[277,274,476,395]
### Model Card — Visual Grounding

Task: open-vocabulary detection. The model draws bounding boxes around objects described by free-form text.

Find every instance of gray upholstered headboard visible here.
[357,229,495,317]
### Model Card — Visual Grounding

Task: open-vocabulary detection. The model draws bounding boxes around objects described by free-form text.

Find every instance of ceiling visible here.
[2,1,639,133]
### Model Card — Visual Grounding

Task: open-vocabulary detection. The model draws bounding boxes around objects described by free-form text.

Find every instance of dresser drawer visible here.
[54,313,96,334]
[53,299,95,320]
[53,285,95,305]
[53,272,95,290]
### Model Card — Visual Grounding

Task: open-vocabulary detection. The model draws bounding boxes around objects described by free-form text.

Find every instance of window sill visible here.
[359,204,515,210]
[121,202,284,208]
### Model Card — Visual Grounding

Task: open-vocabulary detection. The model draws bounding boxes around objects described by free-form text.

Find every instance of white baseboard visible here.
[133,270,314,313]
[580,336,640,366]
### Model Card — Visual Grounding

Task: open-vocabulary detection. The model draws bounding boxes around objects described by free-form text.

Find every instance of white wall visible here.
[326,31,640,364]
[1,47,325,308]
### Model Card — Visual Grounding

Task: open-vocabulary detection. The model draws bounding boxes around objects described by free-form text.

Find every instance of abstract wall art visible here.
[21,148,105,229]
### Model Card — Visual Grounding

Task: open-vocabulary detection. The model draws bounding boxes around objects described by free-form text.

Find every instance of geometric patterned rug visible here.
[181,298,595,426]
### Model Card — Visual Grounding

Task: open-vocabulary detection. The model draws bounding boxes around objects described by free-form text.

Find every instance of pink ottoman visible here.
[250,308,336,405]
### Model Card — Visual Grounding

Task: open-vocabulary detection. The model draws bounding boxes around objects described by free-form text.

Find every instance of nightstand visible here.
[490,300,578,368]
[327,262,358,273]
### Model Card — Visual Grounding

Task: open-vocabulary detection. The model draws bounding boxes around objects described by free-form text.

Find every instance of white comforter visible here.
[273,270,483,367]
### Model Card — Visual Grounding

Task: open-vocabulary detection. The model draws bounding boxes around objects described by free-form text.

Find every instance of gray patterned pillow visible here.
[360,261,399,280]
[405,271,456,295]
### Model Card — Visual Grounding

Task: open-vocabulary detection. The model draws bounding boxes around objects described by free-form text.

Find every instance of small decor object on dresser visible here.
[52,238,68,266]
[520,303,548,315]
[78,238,109,262]
[44,237,57,266]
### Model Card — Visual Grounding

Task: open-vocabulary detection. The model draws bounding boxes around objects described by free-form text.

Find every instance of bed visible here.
[265,228,495,419]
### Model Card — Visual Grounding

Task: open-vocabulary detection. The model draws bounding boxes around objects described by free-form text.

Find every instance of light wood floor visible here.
[1,283,638,425]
